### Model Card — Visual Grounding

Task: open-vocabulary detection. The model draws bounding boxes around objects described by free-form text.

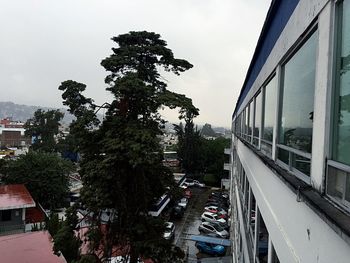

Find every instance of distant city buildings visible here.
[0,117,31,149]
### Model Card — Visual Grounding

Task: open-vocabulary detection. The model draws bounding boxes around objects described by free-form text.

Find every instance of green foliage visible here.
[0,151,73,209]
[203,173,218,187]
[25,109,64,152]
[73,255,97,263]
[202,137,230,176]
[46,213,63,236]
[59,31,196,262]
[176,121,230,184]
[53,225,81,262]
[52,206,82,263]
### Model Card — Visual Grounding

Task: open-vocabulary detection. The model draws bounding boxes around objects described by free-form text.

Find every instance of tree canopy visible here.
[25,109,64,152]
[0,151,73,209]
[58,31,198,263]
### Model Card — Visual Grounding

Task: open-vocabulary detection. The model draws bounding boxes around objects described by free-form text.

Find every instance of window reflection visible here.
[254,92,262,146]
[279,31,317,154]
[333,0,350,166]
[263,77,277,142]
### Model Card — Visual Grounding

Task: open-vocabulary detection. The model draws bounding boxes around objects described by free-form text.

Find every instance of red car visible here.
[184,189,192,199]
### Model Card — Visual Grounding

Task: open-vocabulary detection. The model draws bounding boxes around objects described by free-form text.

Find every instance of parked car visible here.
[184,189,192,199]
[163,222,175,240]
[201,212,227,226]
[208,220,230,231]
[180,182,189,189]
[204,205,228,215]
[177,198,188,209]
[171,205,184,219]
[195,241,226,256]
[205,201,229,210]
[193,180,206,188]
[211,191,229,199]
[198,222,229,238]
[184,179,195,187]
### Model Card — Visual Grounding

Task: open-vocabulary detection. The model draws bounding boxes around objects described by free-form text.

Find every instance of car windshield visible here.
[212,224,224,232]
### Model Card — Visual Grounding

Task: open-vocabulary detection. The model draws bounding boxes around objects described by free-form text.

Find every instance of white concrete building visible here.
[230,0,350,262]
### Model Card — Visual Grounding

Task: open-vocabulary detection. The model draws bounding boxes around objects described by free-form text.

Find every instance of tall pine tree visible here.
[59,31,198,263]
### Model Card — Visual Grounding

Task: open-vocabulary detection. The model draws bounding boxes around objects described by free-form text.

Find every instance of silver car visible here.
[198,221,229,238]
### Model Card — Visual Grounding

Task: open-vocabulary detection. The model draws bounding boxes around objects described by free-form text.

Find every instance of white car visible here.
[163,222,175,240]
[198,221,229,238]
[201,211,227,225]
[193,180,205,188]
[184,179,195,187]
[180,182,190,189]
[177,197,188,209]
[204,205,228,215]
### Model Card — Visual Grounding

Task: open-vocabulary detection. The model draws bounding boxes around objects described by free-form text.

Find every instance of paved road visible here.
[173,187,231,262]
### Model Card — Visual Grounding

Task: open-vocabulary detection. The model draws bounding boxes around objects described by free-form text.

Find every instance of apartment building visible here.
[230,0,350,262]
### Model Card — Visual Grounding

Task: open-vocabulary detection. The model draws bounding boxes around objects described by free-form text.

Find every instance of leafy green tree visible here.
[25,109,64,152]
[202,137,230,185]
[59,31,198,263]
[174,113,203,174]
[0,151,73,209]
[53,206,81,263]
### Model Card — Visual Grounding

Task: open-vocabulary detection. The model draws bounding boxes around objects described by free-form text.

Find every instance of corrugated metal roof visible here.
[0,231,66,263]
[0,184,35,210]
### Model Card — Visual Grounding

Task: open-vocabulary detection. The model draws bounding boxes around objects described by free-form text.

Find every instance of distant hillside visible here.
[0,101,75,124]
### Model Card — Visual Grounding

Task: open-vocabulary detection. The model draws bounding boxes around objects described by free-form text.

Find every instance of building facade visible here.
[230,0,350,262]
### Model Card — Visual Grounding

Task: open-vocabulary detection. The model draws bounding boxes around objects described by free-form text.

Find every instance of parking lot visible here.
[172,187,231,262]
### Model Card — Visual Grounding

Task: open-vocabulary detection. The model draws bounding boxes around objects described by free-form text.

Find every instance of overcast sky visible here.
[0,0,271,127]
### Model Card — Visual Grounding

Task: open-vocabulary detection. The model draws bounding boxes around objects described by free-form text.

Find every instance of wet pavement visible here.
[172,187,231,262]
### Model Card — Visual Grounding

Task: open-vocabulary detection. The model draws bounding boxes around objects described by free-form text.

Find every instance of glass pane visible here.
[327,166,346,199]
[249,102,254,140]
[258,214,269,263]
[278,147,289,166]
[346,173,350,202]
[245,107,249,137]
[292,154,311,176]
[333,1,350,166]
[263,77,277,142]
[261,141,272,157]
[279,31,317,153]
[254,92,262,146]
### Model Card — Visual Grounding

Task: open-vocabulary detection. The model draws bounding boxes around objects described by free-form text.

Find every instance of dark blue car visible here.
[195,241,226,256]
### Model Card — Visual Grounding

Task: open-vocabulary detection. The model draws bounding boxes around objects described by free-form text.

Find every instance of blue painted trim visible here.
[233,0,300,117]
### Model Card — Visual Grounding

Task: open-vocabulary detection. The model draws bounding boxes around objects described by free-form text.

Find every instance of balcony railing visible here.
[224,163,232,171]
[224,148,231,155]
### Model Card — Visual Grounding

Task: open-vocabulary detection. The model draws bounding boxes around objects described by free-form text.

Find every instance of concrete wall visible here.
[236,140,350,263]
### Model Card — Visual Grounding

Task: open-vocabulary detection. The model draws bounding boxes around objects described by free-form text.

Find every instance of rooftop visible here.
[0,184,35,210]
[0,231,66,263]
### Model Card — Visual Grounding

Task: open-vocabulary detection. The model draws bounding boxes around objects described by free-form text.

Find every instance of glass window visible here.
[333,0,350,167]
[262,76,277,157]
[254,92,262,146]
[249,102,254,142]
[279,30,317,154]
[245,107,249,139]
[257,212,269,263]
[263,76,277,142]
[1,210,11,221]
[327,165,350,206]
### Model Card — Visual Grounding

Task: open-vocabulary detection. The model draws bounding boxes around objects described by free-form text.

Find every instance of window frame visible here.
[276,24,318,183]
[326,0,350,211]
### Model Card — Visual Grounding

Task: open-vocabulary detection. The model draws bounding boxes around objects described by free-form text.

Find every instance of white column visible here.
[310,1,334,192]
